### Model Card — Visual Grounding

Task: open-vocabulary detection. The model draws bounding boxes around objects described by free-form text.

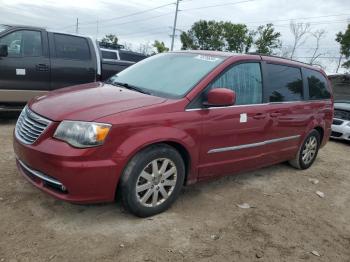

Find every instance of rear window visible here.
[119,51,145,62]
[54,34,91,60]
[264,64,303,102]
[102,50,118,60]
[304,69,331,100]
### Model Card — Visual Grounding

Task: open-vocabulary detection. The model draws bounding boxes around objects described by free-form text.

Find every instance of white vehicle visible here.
[329,74,350,141]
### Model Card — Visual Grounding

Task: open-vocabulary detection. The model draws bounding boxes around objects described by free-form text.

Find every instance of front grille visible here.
[332,119,344,125]
[334,109,350,121]
[331,131,343,138]
[15,106,51,144]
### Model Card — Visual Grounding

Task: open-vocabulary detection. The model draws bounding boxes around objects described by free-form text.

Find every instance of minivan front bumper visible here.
[13,132,120,204]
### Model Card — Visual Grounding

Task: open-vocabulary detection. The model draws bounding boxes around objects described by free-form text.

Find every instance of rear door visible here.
[262,62,308,161]
[0,29,50,102]
[189,61,271,178]
[49,33,97,90]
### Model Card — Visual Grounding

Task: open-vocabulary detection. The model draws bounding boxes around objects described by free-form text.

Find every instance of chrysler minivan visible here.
[13,51,333,217]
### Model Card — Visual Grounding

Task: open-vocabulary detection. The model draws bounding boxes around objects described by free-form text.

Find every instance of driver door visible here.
[196,62,271,178]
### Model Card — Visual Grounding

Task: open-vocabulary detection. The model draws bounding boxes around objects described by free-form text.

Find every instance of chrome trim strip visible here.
[185,99,332,112]
[18,159,63,186]
[208,135,301,154]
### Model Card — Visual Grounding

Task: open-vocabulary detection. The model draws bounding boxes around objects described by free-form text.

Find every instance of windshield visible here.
[107,52,225,98]
[0,25,10,34]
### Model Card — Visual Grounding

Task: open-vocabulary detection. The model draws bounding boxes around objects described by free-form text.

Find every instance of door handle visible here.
[253,113,266,120]
[270,112,282,117]
[35,64,49,72]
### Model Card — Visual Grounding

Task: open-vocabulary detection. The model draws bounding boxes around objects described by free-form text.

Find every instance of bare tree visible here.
[309,29,326,65]
[137,41,153,55]
[289,21,310,59]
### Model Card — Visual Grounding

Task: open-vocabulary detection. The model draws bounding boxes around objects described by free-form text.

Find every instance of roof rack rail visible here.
[246,52,312,66]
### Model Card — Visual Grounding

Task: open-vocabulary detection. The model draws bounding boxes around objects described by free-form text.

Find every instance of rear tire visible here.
[289,130,320,170]
[120,144,185,217]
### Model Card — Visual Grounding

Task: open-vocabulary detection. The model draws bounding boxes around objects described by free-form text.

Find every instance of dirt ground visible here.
[0,115,349,262]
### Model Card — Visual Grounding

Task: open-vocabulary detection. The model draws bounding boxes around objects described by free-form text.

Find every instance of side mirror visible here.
[204,88,236,107]
[0,45,8,57]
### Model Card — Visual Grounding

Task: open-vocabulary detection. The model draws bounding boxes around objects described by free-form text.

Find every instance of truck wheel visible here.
[120,144,185,217]
[289,130,320,170]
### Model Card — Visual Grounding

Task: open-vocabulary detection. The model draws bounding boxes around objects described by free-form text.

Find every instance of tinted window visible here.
[305,69,331,100]
[54,34,90,60]
[119,51,145,62]
[265,64,303,102]
[207,63,262,105]
[0,30,42,57]
[102,50,118,60]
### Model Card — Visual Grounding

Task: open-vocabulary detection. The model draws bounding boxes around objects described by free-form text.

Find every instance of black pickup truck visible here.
[0,25,147,110]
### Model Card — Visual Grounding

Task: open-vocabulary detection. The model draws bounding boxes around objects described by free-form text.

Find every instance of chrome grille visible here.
[15,106,51,144]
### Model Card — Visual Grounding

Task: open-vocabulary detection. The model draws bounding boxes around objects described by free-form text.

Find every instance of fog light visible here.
[61,185,67,192]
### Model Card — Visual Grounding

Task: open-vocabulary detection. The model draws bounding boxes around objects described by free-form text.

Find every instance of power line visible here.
[181,0,256,11]
[55,2,175,30]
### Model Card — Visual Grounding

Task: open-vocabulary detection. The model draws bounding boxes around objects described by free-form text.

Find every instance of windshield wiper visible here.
[111,81,151,95]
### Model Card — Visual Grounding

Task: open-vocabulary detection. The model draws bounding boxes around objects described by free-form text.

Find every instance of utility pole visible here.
[170,0,180,51]
[75,18,79,34]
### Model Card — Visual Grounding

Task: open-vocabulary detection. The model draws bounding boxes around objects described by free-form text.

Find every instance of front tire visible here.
[120,144,185,217]
[289,130,320,170]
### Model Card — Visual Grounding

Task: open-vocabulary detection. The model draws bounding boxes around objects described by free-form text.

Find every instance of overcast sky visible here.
[1,0,349,73]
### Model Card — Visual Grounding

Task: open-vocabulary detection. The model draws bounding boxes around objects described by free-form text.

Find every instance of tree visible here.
[254,23,281,55]
[223,22,254,53]
[336,24,350,69]
[137,41,153,55]
[180,20,254,53]
[289,21,310,59]
[153,40,169,53]
[309,29,326,65]
[101,34,118,45]
[180,20,225,51]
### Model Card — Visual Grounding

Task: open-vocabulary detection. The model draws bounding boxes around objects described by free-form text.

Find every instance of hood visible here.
[29,82,166,121]
[334,102,350,111]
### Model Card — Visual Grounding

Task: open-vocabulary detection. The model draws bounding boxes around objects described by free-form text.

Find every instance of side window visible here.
[101,50,118,60]
[0,30,42,57]
[207,63,262,105]
[304,69,331,100]
[264,64,303,102]
[53,34,91,60]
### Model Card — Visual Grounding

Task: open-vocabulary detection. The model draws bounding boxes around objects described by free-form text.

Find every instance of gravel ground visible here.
[0,115,349,262]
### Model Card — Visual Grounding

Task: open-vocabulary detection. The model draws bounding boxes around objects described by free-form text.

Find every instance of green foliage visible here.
[180,20,225,51]
[223,22,254,53]
[101,34,118,45]
[255,23,282,55]
[180,20,281,54]
[153,40,169,53]
[336,24,350,69]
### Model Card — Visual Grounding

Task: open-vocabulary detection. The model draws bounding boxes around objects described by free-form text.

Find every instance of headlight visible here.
[54,121,111,148]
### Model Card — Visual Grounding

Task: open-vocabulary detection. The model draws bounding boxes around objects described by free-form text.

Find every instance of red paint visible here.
[206,88,236,106]
[13,51,334,203]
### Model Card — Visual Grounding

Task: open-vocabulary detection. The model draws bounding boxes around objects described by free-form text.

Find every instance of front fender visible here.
[111,126,199,185]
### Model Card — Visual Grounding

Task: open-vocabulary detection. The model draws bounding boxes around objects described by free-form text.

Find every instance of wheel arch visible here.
[113,128,198,200]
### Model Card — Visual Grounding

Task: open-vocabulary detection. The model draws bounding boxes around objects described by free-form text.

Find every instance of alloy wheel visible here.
[136,158,177,207]
[301,136,318,165]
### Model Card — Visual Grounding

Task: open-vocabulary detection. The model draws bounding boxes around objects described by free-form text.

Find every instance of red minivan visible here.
[13,51,333,217]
